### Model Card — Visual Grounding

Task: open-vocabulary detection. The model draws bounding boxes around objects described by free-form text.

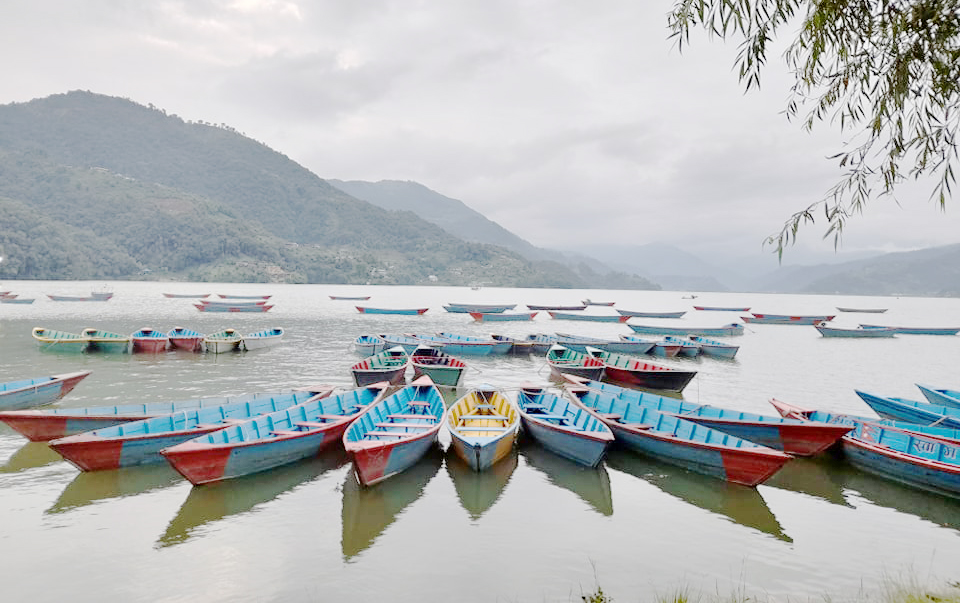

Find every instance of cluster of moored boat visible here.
[0,289,114,304]
[162,293,276,313]
[3,370,957,497]
[30,327,284,354]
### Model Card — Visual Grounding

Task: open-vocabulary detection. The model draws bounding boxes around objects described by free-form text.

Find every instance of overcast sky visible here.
[3,1,957,267]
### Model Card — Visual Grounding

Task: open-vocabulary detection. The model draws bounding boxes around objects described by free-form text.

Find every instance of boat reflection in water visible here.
[0,442,64,474]
[445,449,518,520]
[605,448,791,542]
[341,447,444,561]
[520,441,613,516]
[47,463,182,515]
[158,449,350,547]
[763,454,851,508]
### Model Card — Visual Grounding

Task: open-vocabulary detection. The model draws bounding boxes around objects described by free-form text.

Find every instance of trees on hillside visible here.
[669,0,960,255]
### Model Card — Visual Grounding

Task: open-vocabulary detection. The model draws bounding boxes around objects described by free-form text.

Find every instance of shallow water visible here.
[1,281,959,602]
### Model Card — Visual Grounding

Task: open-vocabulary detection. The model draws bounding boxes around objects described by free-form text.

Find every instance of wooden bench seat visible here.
[456,425,509,432]
[408,401,431,407]
[523,403,547,410]
[532,414,570,423]
[294,421,333,429]
[388,414,437,421]
[374,422,434,429]
[459,414,508,421]
[473,403,496,410]
[270,430,301,436]
[364,430,416,438]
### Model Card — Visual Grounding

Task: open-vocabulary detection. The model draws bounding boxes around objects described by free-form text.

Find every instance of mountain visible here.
[0,91,645,288]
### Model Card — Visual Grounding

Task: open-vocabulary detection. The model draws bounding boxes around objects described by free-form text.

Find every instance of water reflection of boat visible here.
[341,447,443,560]
[605,448,791,542]
[0,442,64,473]
[47,463,182,514]
[445,450,518,520]
[763,454,851,508]
[158,450,350,548]
[519,441,613,516]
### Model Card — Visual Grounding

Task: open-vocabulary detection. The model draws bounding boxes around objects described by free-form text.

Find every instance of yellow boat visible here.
[447,386,520,471]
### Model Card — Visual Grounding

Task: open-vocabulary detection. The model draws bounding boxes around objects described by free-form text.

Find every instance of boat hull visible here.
[520,416,609,467]
[132,338,168,353]
[169,336,203,351]
[602,366,696,392]
[0,372,92,412]
[352,367,406,387]
[628,324,744,337]
[677,417,850,456]
[356,307,428,315]
[841,437,960,498]
[411,364,464,387]
[51,429,224,470]
[469,312,537,322]
[548,311,629,323]
[349,432,439,486]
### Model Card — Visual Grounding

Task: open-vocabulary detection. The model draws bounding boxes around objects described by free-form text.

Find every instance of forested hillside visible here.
[0,91,656,288]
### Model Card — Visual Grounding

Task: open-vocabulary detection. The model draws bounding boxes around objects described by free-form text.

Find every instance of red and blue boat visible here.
[567,378,852,456]
[161,383,390,485]
[545,345,606,381]
[443,303,516,313]
[49,390,331,471]
[0,371,92,412]
[515,385,613,467]
[627,322,744,337]
[469,311,538,322]
[616,309,686,319]
[584,347,697,393]
[168,327,204,352]
[547,311,629,323]
[436,332,512,355]
[0,389,325,442]
[555,333,654,355]
[131,328,169,353]
[356,306,428,315]
[342,376,446,486]
[854,390,960,429]
[565,386,792,486]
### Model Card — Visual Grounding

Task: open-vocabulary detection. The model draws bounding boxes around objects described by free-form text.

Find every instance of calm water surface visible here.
[1,281,959,602]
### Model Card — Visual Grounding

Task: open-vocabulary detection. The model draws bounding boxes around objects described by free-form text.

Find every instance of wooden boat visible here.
[1,297,34,304]
[356,306,428,315]
[0,388,326,442]
[199,299,267,307]
[916,384,960,409]
[620,336,681,358]
[526,304,587,311]
[443,303,515,313]
[860,324,960,335]
[329,295,371,300]
[354,334,388,355]
[167,327,204,352]
[469,311,538,322]
[47,293,111,302]
[515,385,613,467]
[836,307,888,313]
[50,390,328,471]
[815,324,897,338]
[217,294,272,299]
[490,334,536,355]
[410,346,467,387]
[379,333,428,354]
[564,386,792,486]
[242,327,285,351]
[163,293,211,298]
[854,390,960,429]
[841,419,960,498]
[616,309,686,319]
[195,303,274,313]
[436,332,512,355]
[556,333,654,355]
[204,329,243,353]
[447,386,520,471]
[694,306,751,312]
[131,328,169,353]
[768,398,960,445]
[81,329,131,353]
[0,371,92,412]
[412,333,497,356]
[547,311,629,323]
[585,347,697,392]
[688,336,739,359]
[31,328,89,353]
[545,345,606,381]
[567,378,852,456]
[161,383,389,485]
[746,313,835,325]
[342,376,447,486]
[525,333,559,354]
[582,299,615,307]
[627,323,744,337]
[662,336,702,357]
[350,346,408,387]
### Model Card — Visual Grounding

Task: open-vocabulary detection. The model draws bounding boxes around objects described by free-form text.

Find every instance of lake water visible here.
[1,281,959,602]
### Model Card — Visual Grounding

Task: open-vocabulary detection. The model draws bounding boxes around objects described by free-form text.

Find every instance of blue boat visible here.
[410,333,497,356]
[688,336,739,359]
[379,334,426,354]
[615,309,686,319]
[627,322,744,337]
[524,333,558,354]
[662,336,702,357]
[354,334,389,355]
[840,420,960,498]
[569,378,851,456]
[854,390,960,429]
[443,303,515,313]
[555,333,654,355]
[469,311,538,322]
[860,324,960,335]
[0,371,92,412]
[49,390,331,471]
[916,384,960,409]
[490,334,536,355]
[161,383,391,485]
[565,386,791,486]
[436,332,512,355]
[548,311,629,323]
[356,306,428,315]
[515,385,613,467]
[342,376,446,486]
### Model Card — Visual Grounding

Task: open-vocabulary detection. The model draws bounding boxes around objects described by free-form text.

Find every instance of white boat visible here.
[242,328,285,351]
[203,329,243,353]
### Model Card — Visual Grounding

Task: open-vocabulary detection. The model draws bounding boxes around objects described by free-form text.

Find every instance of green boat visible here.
[81,328,131,353]
[410,346,467,387]
[31,328,90,353]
